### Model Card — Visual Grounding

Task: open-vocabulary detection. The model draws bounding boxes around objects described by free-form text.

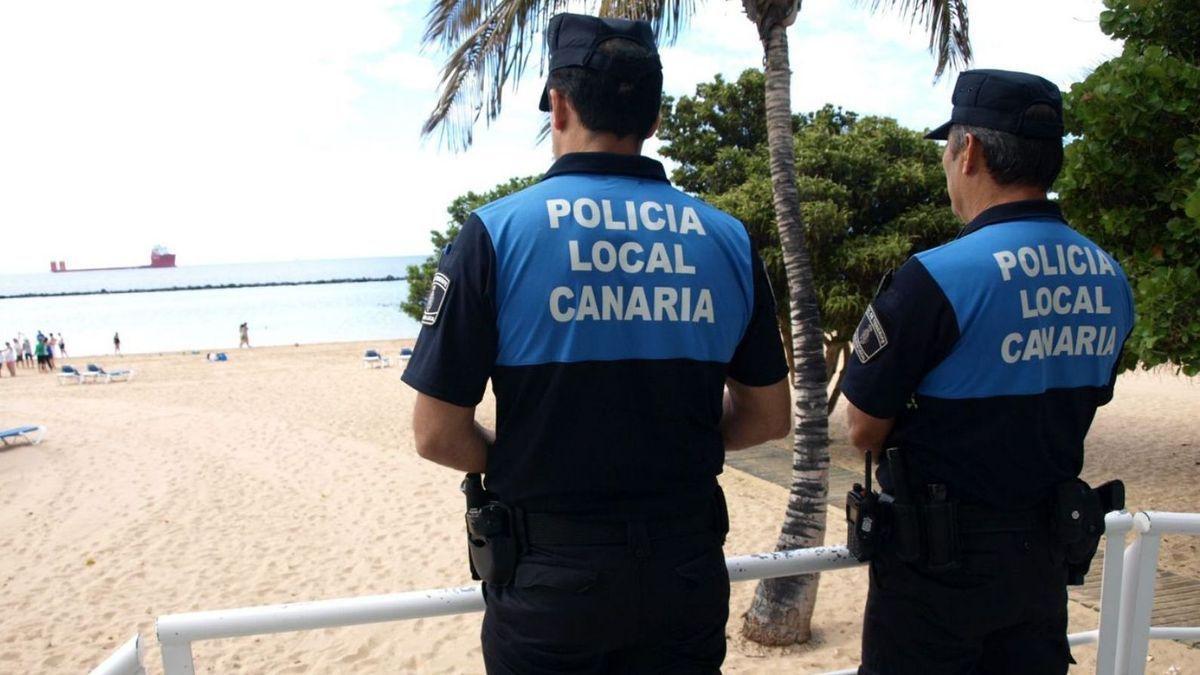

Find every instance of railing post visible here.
[1116,512,1160,675]
[160,641,196,675]
[1095,512,1133,675]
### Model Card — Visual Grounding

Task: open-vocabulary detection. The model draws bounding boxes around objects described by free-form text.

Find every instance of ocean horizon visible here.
[0,255,429,356]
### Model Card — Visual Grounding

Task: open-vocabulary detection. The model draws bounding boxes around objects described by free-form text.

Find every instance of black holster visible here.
[1054,478,1124,585]
[462,473,521,586]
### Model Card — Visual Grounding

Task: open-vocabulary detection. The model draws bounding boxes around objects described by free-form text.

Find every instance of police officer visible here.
[841,69,1136,674]
[402,13,790,673]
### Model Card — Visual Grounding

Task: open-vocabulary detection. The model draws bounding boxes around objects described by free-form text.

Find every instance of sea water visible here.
[0,257,428,356]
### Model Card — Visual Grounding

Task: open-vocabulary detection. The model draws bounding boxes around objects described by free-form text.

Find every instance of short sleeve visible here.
[401,214,498,406]
[727,246,789,386]
[841,258,960,419]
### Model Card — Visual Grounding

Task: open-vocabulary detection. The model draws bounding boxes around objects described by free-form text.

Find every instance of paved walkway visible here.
[726,439,1200,649]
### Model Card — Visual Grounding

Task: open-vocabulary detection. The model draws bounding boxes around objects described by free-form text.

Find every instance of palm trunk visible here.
[827,341,849,414]
[740,17,832,646]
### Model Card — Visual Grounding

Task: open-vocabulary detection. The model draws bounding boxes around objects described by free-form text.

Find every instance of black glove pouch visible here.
[466,502,520,586]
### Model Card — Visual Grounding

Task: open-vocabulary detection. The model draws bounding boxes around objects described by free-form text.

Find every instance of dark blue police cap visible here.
[925,69,1064,141]
[538,13,661,112]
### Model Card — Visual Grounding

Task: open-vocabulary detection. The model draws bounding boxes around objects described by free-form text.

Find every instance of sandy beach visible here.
[1,342,1196,673]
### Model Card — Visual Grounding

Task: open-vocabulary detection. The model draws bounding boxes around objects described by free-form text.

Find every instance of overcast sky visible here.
[0,0,1117,274]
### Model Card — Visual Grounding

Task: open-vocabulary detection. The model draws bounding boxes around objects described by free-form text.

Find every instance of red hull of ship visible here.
[52,252,177,273]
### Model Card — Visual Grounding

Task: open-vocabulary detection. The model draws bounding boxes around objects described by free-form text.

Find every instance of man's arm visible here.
[721,377,791,451]
[845,399,894,457]
[412,393,494,473]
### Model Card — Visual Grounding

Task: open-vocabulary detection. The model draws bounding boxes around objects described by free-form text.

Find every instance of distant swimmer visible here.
[238,322,251,348]
[113,332,121,356]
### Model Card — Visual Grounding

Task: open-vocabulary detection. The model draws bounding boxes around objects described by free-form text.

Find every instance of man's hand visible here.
[412,393,494,472]
[846,399,894,457]
[721,377,791,451]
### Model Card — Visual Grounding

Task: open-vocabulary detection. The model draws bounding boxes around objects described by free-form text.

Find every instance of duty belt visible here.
[955,504,1047,534]
[523,511,719,546]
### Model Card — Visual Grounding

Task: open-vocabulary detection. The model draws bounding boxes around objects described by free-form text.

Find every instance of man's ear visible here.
[549,88,572,132]
[645,112,662,140]
[961,132,984,176]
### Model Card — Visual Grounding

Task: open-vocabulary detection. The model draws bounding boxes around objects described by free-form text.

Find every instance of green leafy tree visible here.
[660,71,960,407]
[402,176,540,322]
[1058,0,1200,374]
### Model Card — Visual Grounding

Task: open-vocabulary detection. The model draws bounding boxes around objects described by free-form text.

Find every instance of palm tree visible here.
[421,0,971,646]
[737,0,968,645]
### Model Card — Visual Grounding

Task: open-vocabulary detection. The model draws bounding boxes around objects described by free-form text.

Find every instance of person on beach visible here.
[2,342,15,377]
[22,337,33,369]
[842,70,1136,674]
[238,323,250,348]
[34,336,48,372]
[57,333,67,357]
[44,336,55,371]
[13,336,24,368]
[402,13,790,673]
[113,332,121,355]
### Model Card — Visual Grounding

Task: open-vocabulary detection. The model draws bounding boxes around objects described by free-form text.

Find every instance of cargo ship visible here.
[51,246,176,273]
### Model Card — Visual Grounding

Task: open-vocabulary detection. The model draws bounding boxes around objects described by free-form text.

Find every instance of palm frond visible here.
[422,0,696,149]
[598,0,697,44]
[863,0,971,79]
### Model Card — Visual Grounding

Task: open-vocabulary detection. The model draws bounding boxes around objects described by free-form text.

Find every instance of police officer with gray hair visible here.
[841,70,1135,673]
[402,13,790,673]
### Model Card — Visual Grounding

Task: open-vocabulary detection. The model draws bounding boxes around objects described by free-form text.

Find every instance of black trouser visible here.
[481,528,728,674]
[860,525,1074,675]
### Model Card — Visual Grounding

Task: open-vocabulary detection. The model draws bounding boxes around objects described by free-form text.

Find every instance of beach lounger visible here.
[57,365,83,384]
[400,348,413,361]
[363,350,391,368]
[86,363,135,383]
[0,425,45,446]
[58,364,102,384]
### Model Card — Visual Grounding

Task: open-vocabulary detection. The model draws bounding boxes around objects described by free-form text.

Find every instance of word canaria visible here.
[1001,324,1121,363]
[549,285,714,323]
[546,199,707,235]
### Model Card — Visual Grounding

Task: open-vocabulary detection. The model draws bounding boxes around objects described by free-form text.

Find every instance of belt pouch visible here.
[922,500,960,572]
[890,503,923,563]
[466,503,519,585]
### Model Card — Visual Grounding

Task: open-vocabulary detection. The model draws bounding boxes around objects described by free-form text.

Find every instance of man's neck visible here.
[554,132,643,158]
[959,184,1048,223]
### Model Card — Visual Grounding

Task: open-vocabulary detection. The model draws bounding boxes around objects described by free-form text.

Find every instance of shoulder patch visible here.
[853,305,888,364]
[421,272,450,326]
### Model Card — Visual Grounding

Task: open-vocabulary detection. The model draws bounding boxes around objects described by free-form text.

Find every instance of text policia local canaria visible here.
[545,198,715,324]
[992,244,1122,363]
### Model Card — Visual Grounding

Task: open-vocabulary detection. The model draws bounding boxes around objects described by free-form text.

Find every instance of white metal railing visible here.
[88,635,143,675]
[1115,511,1200,674]
[89,511,1200,675]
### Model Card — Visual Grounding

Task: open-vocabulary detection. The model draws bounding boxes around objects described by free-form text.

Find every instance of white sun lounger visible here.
[58,364,84,384]
[399,348,413,362]
[0,425,45,446]
[363,350,391,368]
[86,364,135,383]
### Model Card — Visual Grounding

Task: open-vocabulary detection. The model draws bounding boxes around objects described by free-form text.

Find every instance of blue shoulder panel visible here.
[475,175,754,366]
[916,219,1134,398]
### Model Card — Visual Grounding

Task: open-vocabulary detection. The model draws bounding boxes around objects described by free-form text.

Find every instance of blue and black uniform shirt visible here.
[841,200,1135,509]
[402,153,788,517]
